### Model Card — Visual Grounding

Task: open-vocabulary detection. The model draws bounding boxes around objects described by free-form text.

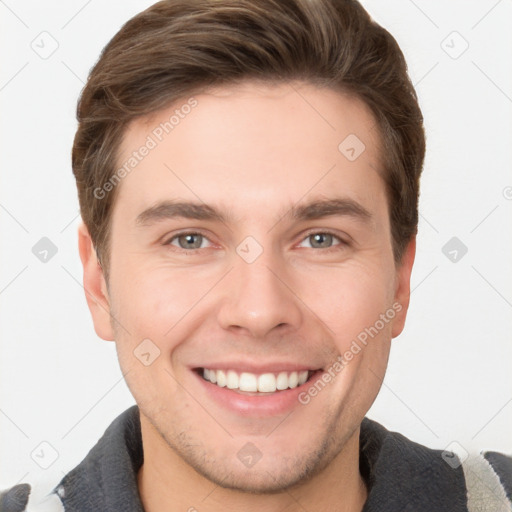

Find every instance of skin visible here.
[78,81,415,512]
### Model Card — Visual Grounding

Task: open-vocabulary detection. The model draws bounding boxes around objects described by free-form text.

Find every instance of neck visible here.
[137,415,367,512]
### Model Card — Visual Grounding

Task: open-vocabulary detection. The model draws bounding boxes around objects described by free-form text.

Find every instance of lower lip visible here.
[192,369,324,417]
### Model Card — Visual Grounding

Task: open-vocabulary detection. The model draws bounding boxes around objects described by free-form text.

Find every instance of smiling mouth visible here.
[194,367,322,394]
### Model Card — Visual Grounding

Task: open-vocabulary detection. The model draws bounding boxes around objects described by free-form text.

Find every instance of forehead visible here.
[114,81,386,222]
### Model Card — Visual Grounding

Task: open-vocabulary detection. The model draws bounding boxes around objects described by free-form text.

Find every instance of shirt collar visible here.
[56,405,468,512]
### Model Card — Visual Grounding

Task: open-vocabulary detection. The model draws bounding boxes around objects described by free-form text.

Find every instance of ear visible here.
[391,237,416,338]
[78,222,115,341]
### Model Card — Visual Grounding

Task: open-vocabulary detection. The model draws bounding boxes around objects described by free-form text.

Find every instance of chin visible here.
[187,460,315,495]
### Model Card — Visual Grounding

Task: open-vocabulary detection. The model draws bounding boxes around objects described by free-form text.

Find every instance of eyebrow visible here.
[135,197,372,227]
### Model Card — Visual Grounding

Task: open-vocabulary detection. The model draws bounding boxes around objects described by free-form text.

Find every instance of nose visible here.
[216,247,303,339]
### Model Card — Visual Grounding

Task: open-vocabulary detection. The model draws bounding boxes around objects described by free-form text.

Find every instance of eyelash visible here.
[163,229,349,254]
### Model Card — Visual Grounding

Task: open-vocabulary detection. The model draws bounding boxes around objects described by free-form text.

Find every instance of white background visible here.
[1,0,511,490]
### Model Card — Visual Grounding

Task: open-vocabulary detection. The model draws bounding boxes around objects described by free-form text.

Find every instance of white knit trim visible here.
[24,477,64,512]
[462,453,512,512]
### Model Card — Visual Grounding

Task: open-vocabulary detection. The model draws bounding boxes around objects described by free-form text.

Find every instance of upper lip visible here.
[192,361,323,374]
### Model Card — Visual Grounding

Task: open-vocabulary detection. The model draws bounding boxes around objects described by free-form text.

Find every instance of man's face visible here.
[81,81,414,492]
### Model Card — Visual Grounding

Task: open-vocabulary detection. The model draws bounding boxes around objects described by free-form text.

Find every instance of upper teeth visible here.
[202,368,310,392]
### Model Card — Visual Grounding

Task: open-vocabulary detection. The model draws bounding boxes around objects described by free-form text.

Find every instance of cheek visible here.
[298,263,395,347]
[108,268,185,361]
[109,272,187,408]
[112,261,198,326]
[109,264,221,381]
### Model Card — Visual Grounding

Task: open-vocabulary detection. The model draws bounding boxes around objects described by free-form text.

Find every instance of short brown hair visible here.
[72,0,425,280]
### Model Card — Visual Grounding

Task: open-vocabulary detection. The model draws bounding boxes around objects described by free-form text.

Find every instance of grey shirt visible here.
[2,405,511,511]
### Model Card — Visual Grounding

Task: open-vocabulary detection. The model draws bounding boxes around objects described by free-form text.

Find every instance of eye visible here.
[163,230,347,253]
[165,232,212,251]
[297,231,345,250]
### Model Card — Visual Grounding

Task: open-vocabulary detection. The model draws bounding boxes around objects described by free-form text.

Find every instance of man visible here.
[1,0,510,511]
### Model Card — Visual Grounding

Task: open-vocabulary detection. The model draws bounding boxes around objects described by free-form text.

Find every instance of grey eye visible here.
[308,233,334,249]
[176,233,204,249]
